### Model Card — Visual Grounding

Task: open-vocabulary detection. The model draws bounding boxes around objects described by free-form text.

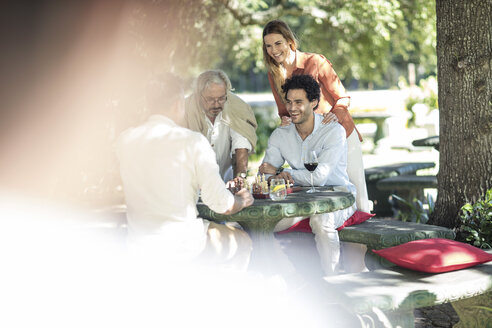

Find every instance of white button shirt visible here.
[262,114,356,195]
[204,112,252,181]
[116,115,234,260]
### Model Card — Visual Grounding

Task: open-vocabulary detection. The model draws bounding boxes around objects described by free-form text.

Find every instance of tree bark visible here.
[430,0,492,228]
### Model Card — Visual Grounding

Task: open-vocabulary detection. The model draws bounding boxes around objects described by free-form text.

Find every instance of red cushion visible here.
[275,217,312,234]
[336,211,375,231]
[372,238,492,273]
[275,211,374,234]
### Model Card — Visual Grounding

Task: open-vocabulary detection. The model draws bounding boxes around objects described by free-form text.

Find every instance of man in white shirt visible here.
[184,70,257,182]
[259,74,357,275]
[116,73,254,268]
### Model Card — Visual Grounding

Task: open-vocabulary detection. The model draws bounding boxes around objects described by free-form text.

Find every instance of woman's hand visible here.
[280,116,292,126]
[322,112,338,124]
[258,162,277,175]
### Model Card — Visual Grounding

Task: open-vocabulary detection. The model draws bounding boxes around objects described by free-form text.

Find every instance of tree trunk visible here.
[430,0,492,228]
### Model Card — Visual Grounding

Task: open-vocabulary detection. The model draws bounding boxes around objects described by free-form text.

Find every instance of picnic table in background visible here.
[352,112,391,146]
[412,135,440,151]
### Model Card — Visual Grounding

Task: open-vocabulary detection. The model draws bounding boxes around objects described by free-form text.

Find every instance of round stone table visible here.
[197,186,355,274]
[197,186,355,237]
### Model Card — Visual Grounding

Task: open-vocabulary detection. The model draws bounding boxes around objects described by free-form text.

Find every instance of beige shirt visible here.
[203,112,252,181]
[184,91,258,157]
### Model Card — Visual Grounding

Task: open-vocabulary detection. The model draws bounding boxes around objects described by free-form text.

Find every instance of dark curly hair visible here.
[281,74,320,110]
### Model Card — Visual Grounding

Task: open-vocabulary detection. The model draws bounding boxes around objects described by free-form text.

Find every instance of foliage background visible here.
[91,0,438,206]
[0,0,438,208]
[130,0,437,90]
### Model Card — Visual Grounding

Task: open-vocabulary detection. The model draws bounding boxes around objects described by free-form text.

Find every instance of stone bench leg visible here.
[367,181,394,217]
[354,307,415,328]
[364,248,396,271]
[451,291,492,328]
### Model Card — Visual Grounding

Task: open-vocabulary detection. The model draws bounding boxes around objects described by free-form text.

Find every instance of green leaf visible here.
[392,194,413,208]
[469,306,492,312]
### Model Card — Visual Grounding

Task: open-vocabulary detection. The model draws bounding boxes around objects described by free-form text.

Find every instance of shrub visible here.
[456,189,492,249]
[391,193,434,224]
[402,75,438,127]
[249,105,278,162]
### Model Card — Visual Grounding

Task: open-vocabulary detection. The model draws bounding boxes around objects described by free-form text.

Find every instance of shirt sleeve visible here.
[317,56,351,124]
[230,128,252,154]
[193,134,234,214]
[288,124,346,186]
[261,130,286,175]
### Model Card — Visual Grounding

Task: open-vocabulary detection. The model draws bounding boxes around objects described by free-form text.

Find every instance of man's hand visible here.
[223,188,254,215]
[267,172,294,185]
[258,162,277,175]
[280,116,292,126]
[226,177,245,194]
[322,112,338,124]
[235,188,254,207]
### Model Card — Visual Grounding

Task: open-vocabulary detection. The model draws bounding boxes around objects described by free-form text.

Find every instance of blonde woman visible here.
[260,19,369,212]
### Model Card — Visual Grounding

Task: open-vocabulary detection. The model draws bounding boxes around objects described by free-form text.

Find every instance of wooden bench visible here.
[322,256,492,328]
[365,162,436,216]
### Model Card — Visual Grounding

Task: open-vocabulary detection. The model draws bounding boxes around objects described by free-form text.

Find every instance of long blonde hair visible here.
[262,20,298,100]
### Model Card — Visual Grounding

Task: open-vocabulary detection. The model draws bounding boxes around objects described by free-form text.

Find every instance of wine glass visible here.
[304,151,318,193]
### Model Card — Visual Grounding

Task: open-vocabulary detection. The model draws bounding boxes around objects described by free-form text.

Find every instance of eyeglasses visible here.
[201,94,227,105]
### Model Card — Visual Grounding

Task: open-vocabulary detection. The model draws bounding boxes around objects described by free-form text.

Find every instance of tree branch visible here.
[213,0,317,26]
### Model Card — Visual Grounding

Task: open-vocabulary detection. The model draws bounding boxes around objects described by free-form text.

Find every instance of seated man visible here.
[259,74,357,275]
[184,69,257,182]
[116,73,253,269]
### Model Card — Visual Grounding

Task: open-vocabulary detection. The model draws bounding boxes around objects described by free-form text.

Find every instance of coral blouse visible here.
[268,51,361,141]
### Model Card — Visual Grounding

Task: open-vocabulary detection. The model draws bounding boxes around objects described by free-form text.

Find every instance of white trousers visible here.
[309,204,356,275]
[346,130,370,212]
[274,204,356,276]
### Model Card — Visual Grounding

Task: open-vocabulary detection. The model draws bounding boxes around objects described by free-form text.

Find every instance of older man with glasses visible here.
[185,70,257,184]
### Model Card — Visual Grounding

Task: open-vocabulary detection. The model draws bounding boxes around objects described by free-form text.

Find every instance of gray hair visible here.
[194,69,232,95]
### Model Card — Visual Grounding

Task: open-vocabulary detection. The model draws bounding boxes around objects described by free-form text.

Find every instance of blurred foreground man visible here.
[185,70,257,182]
[116,73,253,269]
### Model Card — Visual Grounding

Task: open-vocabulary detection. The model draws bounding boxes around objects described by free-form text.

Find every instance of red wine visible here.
[304,162,318,172]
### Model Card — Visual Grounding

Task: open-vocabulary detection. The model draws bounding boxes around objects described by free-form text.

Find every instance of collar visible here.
[312,113,322,135]
[148,114,178,126]
[295,50,307,70]
[293,113,322,140]
[204,111,223,126]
